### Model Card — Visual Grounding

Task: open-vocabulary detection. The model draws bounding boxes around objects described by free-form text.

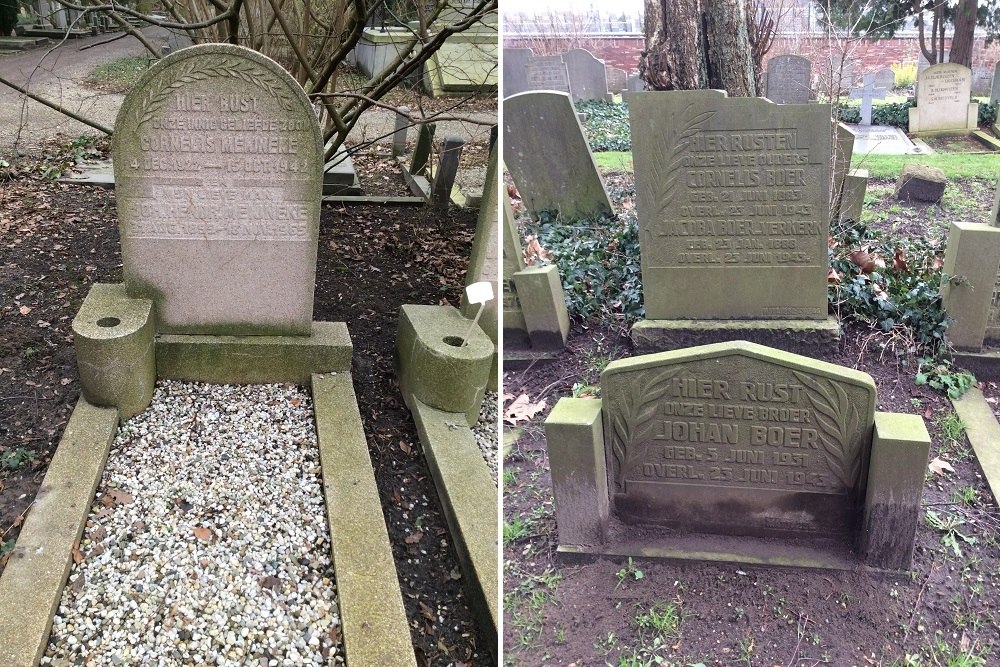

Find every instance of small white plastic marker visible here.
[460,281,494,347]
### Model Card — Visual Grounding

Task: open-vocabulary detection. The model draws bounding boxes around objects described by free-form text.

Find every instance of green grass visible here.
[850,152,1000,180]
[592,151,633,171]
[88,55,156,92]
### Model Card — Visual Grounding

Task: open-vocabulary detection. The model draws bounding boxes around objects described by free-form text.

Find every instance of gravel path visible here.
[474,392,498,484]
[42,381,343,667]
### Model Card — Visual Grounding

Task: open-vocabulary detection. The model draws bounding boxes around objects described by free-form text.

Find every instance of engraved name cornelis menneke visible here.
[610,371,862,494]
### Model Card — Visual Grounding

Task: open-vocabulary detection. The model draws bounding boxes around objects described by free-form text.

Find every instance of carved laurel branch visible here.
[610,367,684,492]
[134,58,294,128]
[646,106,715,218]
[792,371,862,489]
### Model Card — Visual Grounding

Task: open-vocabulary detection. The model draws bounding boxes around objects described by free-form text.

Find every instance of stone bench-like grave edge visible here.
[544,340,930,572]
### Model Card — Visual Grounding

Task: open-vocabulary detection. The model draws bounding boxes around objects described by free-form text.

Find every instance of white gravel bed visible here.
[42,381,343,667]
[473,391,498,485]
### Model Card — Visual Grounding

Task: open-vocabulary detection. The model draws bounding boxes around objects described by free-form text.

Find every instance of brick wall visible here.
[505,34,1000,93]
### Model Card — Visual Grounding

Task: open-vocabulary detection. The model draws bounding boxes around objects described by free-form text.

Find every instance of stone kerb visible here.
[908,63,978,134]
[113,43,323,336]
[544,341,930,570]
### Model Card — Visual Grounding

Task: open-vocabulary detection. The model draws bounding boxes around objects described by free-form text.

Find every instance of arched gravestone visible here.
[765,55,811,104]
[113,44,323,336]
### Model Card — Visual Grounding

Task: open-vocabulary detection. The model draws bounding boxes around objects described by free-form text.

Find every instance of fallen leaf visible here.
[260,575,281,591]
[419,600,435,621]
[503,394,547,424]
[849,249,877,274]
[193,526,214,542]
[399,440,411,454]
[405,531,423,544]
[290,398,301,406]
[89,525,107,542]
[71,543,84,565]
[924,406,934,420]
[18,305,30,315]
[892,248,909,272]
[928,457,955,476]
[827,268,841,284]
[101,489,133,507]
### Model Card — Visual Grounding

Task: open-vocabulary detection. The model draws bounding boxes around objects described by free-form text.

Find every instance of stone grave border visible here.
[395,304,499,657]
[952,389,1000,507]
[0,311,417,667]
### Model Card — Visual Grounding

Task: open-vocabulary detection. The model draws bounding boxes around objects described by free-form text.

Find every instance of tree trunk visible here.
[640,0,756,96]
[949,0,976,66]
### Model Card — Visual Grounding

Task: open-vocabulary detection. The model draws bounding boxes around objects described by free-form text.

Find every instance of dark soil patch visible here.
[0,139,491,666]
[920,134,995,154]
[503,172,1000,665]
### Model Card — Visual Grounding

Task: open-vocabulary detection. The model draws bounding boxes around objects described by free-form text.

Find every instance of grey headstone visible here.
[849,74,888,125]
[392,106,409,157]
[991,61,1000,106]
[461,145,499,354]
[627,90,832,320]
[411,123,436,176]
[909,63,977,133]
[626,73,644,92]
[432,136,465,205]
[765,55,811,104]
[525,55,570,94]
[503,91,614,220]
[874,68,895,91]
[112,44,322,336]
[503,47,533,99]
[606,67,627,94]
[564,48,612,102]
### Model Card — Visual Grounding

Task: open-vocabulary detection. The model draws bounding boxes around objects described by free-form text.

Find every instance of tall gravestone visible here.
[564,48,612,102]
[991,61,1000,106]
[503,47,533,99]
[544,341,931,570]
[113,44,322,336]
[525,55,570,94]
[626,90,837,353]
[849,74,888,126]
[765,55,811,104]
[909,63,978,134]
[503,91,614,220]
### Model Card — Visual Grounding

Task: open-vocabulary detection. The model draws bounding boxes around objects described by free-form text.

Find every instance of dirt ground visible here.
[503,173,1000,666]
[0,137,494,665]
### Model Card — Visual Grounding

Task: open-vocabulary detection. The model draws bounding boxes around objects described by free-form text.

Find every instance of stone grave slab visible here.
[850,125,923,155]
[112,43,323,336]
[503,47,532,98]
[765,55,811,104]
[323,145,361,196]
[626,90,831,321]
[525,55,570,93]
[564,48,611,102]
[909,63,978,134]
[544,341,931,570]
[503,90,613,220]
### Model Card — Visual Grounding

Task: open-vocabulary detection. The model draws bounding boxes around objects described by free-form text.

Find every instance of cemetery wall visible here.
[504,34,1000,93]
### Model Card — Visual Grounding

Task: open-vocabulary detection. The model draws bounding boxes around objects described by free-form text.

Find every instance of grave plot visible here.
[1,41,496,666]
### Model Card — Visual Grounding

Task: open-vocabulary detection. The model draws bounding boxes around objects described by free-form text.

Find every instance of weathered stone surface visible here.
[312,373,416,667]
[861,412,930,570]
[113,43,322,335]
[72,283,155,419]
[564,48,611,102]
[627,90,832,320]
[396,304,492,427]
[460,145,499,390]
[156,321,352,384]
[606,66,627,94]
[512,265,571,350]
[503,47,533,98]
[992,61,1000,106]
[600,341,876,538]
[631,317,841,357]
[0,399,118,667]
[838,168,868,224]
[894,163,947,203]
[524,54,569,93]
[873,68,895,90]
[832,122,855,220]
[503,91,613,220]
[765,55,811,104]
[502,190,529,347]
[992,176,1000,225]
[545,398,609,545]
[953,388,1000,506]
[940,221,1000,351]
[908,63,978,133]
[626,73,644,92]
[409,398,498,656]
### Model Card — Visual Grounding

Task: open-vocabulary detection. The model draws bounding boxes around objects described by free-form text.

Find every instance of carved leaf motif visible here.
[609,367,684,491]
[655,106,716,217]
[792,371,863,489]
[133,56,296,129]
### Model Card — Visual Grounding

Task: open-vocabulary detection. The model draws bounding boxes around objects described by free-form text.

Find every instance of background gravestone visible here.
[765,55,812,104]
[627,90,832,321]
[606,67,627,95]
[564,48,612,102]
[503,47,533,99]
[849,74,888,125]
[873,68,895,91]
[525,55,570,93]
[503,91,614,220]
[991,61,1000,106]
[626,73,644,92]
[113,43,322,335]
[908,63,978,133]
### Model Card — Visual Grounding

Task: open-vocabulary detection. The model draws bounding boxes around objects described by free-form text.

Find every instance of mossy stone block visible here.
[72,283,155,419]
[156,321,351,384]
[511,265,570,351]
[894,163,947,203]
[544,397,609,546]
[861,412,930,570]
[396,304,492,427]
